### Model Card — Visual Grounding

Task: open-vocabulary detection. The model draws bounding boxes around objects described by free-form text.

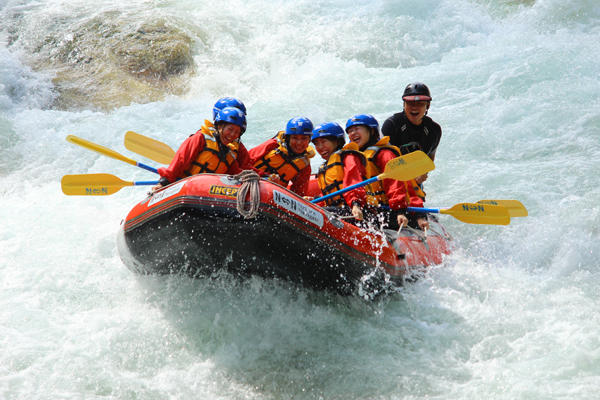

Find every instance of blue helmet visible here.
[212,97,247,120]
[285,117,314,136]
[311,122,345,142]
[215,107,247,134]
[345,114,379,132]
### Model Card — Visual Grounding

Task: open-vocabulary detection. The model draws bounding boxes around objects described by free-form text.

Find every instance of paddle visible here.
[477,199,527,217]
[66,135,159,174]
[406,202,510,225]
[311,150,435,204]
[61,173,158,196]
[124,131,175,164]
[117,133,530,221]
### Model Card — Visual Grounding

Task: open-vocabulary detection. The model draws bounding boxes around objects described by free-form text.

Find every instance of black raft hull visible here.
[117,174,451,294]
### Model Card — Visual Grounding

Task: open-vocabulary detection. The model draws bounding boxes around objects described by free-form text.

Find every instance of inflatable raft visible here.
[117,173,452,294]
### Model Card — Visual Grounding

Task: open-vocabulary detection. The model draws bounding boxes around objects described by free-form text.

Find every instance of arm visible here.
[157,132,205,183]
[341,153,367,207]
[376,149,424,209]
[289,165,311,196]
[235,142,259,172]
[375,149,410,210]
[404,180,428,229]
[429,123,441,162]
[236,142,251,169]
[376,149,428,229]
[306,175,322,198]
[248,138,278,176]
[225,157,246,175]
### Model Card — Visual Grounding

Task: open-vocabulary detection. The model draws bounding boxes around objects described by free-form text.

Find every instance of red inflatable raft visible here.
[117,174,452,294]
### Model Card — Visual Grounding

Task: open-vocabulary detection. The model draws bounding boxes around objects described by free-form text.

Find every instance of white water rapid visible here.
[1,0,599,398]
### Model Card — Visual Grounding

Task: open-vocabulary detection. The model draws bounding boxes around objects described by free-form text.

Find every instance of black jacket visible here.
[381,112,442,160]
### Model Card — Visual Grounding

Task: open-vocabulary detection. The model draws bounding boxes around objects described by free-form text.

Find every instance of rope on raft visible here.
[233,170,261,219]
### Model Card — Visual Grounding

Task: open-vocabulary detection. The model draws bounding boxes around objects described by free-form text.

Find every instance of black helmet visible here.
[402,82,432,101]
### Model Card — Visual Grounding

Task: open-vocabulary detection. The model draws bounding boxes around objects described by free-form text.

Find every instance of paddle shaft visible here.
[67,135,159,174]
[406,207,441,214]
[311,151,434,204]
[311,176,378,204]
[133,180,159,186]
[133,162,158,174]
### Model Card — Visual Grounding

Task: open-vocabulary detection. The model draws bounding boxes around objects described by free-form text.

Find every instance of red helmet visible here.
[402,82,432,101]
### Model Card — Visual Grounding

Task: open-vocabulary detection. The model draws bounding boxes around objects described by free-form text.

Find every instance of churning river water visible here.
[1,0,599,398]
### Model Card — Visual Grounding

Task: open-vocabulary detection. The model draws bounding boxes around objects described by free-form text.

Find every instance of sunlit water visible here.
[1,0,599,398]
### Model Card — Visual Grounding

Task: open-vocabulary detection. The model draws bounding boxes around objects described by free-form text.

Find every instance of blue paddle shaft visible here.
[136,162,158,174]
[311,176,378,204]
[134,180,159,186]
[406,207,440,214]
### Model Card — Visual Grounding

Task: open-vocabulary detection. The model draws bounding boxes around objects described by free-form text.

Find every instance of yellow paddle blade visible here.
[66,135,137,167]
[441,203,511,225]
[61,173,133,196]
[378,150,435,182]
[124,131,175,165]
[477,199,528,217]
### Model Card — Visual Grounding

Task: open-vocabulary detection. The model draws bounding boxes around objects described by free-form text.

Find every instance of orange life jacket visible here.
[185,129,237,175]
[253,131,315,185]
[362,137,401,207]
[317,142,366,207]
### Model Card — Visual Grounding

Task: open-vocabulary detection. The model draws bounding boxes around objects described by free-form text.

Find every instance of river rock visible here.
[30,14,195,110]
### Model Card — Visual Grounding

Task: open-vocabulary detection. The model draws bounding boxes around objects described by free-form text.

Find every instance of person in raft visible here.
[311,122,367,221]
[206,97,252,169]
[153,107,251,191]
[249,117,315,196]
[381,82,441,191]
[345,113,429,230]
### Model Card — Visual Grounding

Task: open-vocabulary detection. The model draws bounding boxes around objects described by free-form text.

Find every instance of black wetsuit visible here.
[381,112,442,160]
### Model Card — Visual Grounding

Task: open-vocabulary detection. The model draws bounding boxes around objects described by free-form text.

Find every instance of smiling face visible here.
[288,134,311,154]
[313,137,338,160]
[403,100,429,125]
[218,123,242,145]
[346,125,371,149]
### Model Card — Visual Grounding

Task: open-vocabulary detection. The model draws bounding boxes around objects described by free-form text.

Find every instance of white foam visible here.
[2,0,600,398]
